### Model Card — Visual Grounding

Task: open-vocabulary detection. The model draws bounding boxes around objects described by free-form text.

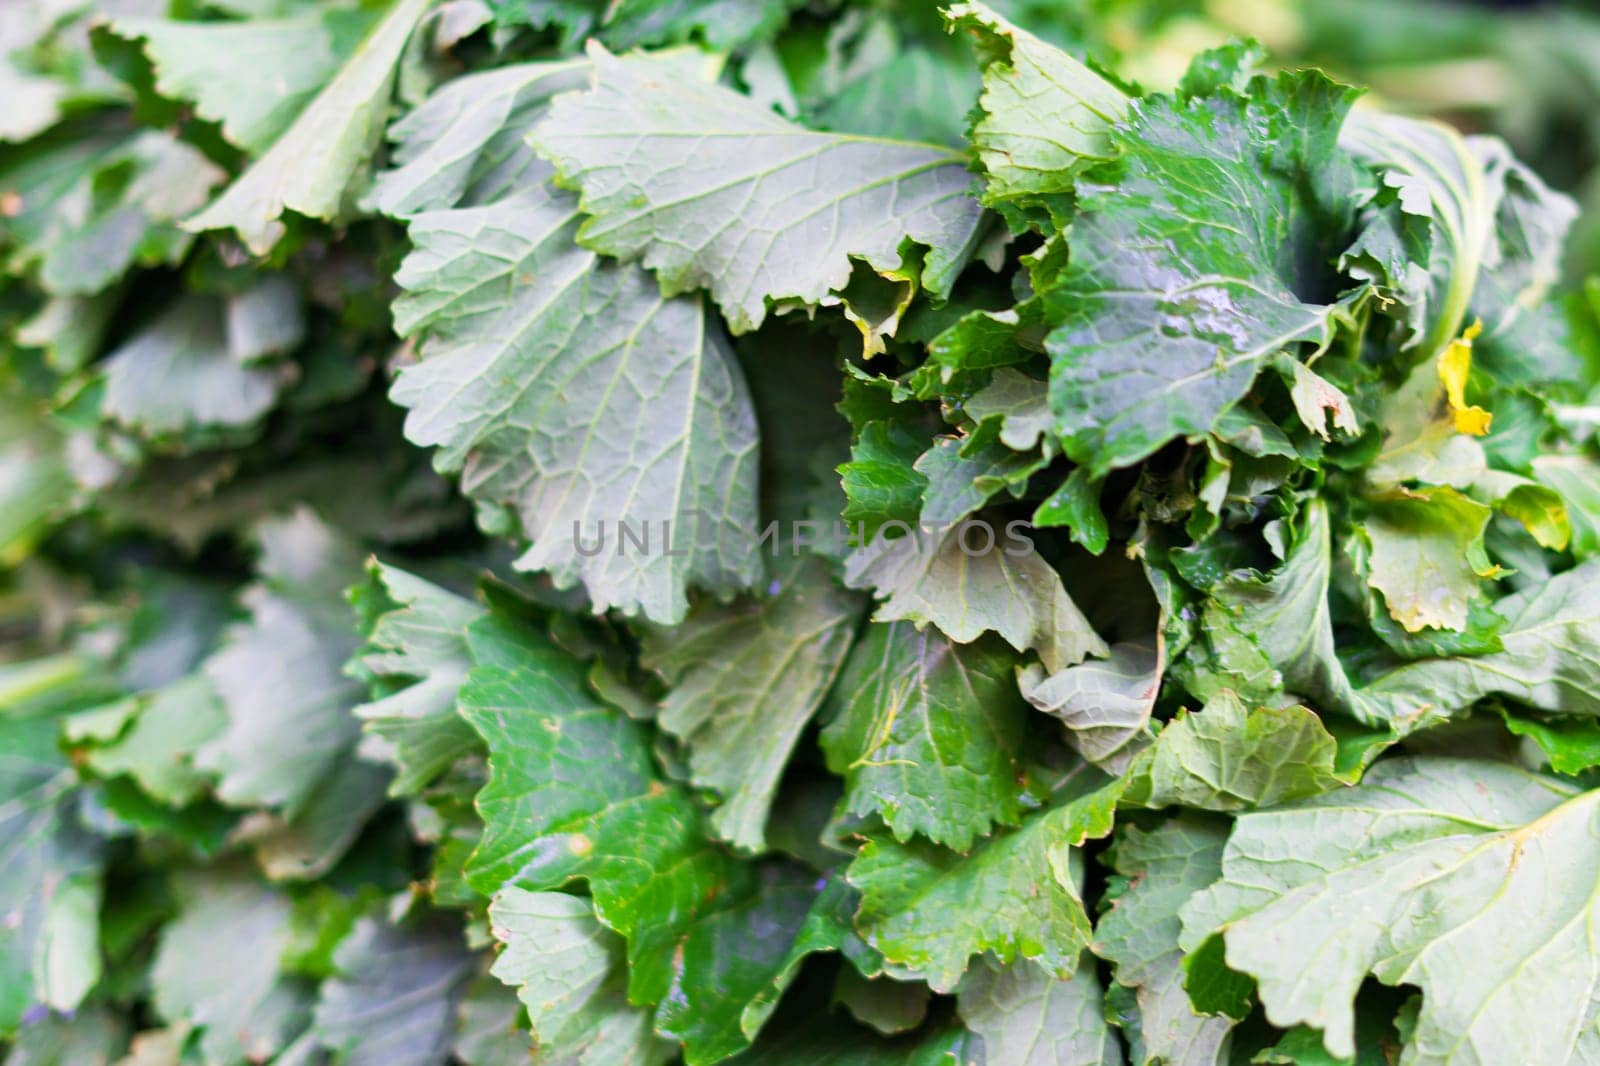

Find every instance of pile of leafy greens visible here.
[8,0,1600,1063]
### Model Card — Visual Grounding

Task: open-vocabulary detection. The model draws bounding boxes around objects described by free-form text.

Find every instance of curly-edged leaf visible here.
[459,636,746,1005]
[1359,556,1600,729]
[1176,39,1265,97]
[0,6,90,145]
[1361,486,1496,633]
[487,888,671,1066]
[1342,112,1577,366]
[639,555,860,852]
[367,58,591,217]
[1340,112,1495,358]
[847,780,1115,992]
[387,181,761,624]
[151,872,308,1063]
[1045,72,1362,476]
[820,622,1031,852]
[0,695,105,1034]
[196,509,368,812]
[99,7,383,155]
[311,917,476,1066]
[1096,816,1232,1066]
[914,434,1043,526]
[183,0,433,254]
[0,123,118,266]
[1180,757,1600,1065]
[944,0,1128,224]
[1019,638,1158,773]
[844,528,1106,674]
[100,296,294,443]
[1183,500,1357,715]
[350,562,485,797]
[1121,690,1345,811]
[839,421,930,539]
[958,956,1123,1066]
[964,369,1053,453]
[0,120,218,293]
[534,44,986,333]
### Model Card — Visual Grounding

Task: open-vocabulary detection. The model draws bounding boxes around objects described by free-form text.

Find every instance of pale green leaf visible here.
[241,758,391,881]
[1359,556,1600,728]
[958,956,1123,1066]
[0,695,104,1034]
[487,888,670,1066]
[33,131,221,296]
[351,562,485,797]
[1282,358,1359,439]
[72,675,225,806]
[944,0,1128,218]
[1096,816,1232,1066]
[833,968,928,1035]
[965,369,1053,453]
[451,976,534,1066]
[496,0,795,51]
[151,872,307,1063]
[844,528,1106,674]
[366,58,590,217]
[1183,500,1358,716]
[387,180,761,623]
[1362,486,1495,633]
[196,510,368,812]
[534,44,986,333]
[1180,757,1600,1065]
[1019,639,1159,773]
[100,296,292,442]
[1342,111,1577,364]
[1121,691,1345,811]
[1,1008,127,1065]
[103,8,382,155]
[915,433,1043,526]
[1340,112,1495,358]
[183,0,433,254]
[640,555,860,851]
[226,275,305,364]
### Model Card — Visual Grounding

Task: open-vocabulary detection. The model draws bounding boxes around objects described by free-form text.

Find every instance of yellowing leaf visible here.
[1436,319,1491,435]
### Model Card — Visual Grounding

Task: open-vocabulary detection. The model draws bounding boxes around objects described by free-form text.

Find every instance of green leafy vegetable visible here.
[8,1,1600,1062]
